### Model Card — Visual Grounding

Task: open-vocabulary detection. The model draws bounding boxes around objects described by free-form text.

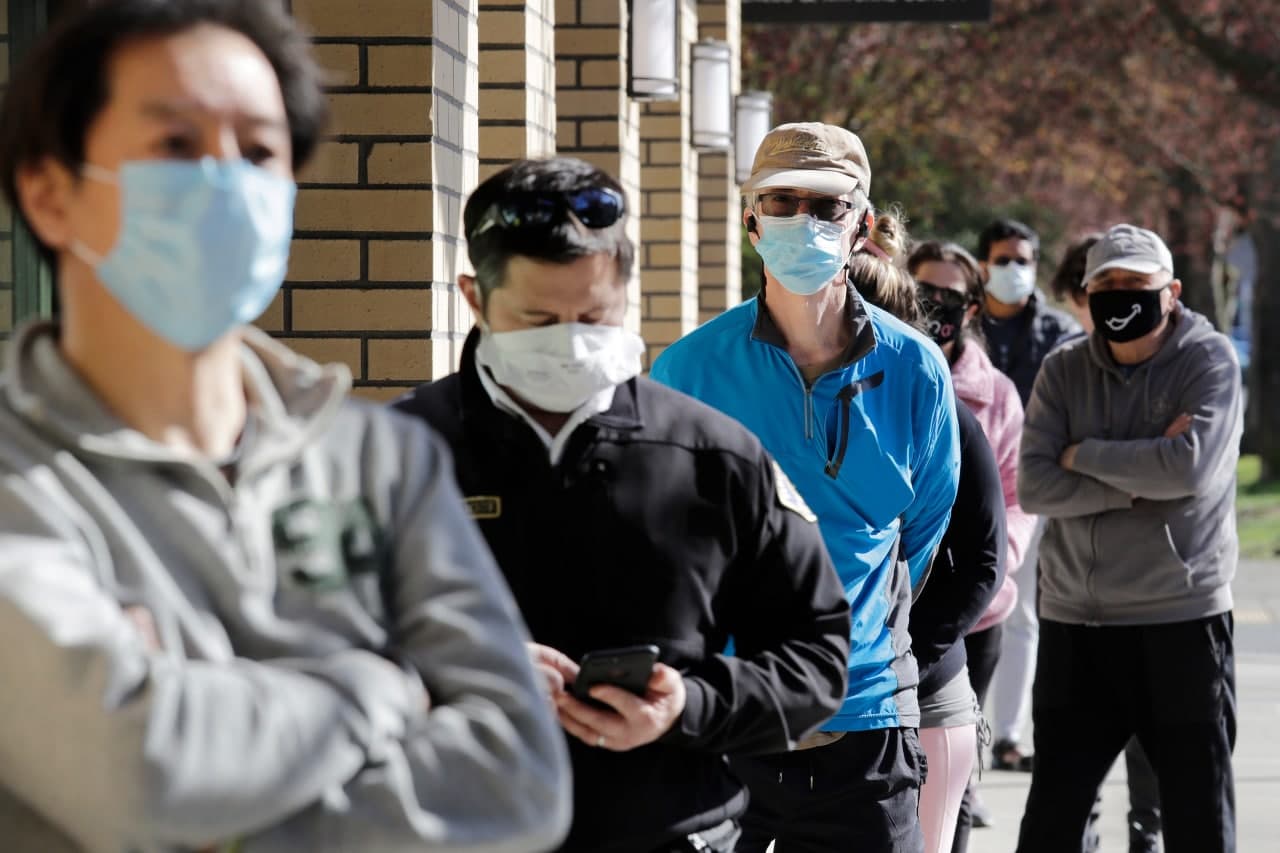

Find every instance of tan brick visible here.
[640,269,687,292]
[478,9,527,43]
[369,240,431,281]
[641,217,681,241]
[642,319,685,345]
[578,120,623,147]
[367,45,432,87]
[478,50,529,85]
[556,28,624,56]
[481,89,529,121]
[310,43,360,87]
[299,142,359,184]
[256,290,286,332]
[0,203,9,232]
[287,239,361,282]
[278,337,362,374]
[556,58,577,87]
[327,93,431,136]
[643,192,684,217]
[293,0,431,37]
[555,0,578,25]
[0,44,9,82]
[366,143,432,184]
[641,115,684,141]
[642,165,684,190]
[352,384,418,402]
[481,126,531,160]
[0,0,7,36]
[292,289,431,332]
[556,89,622,117]
[646,293,683,319]
[368,338,430,380]
[555,120,579,148]
[579,60,621,88]
[295,190,432,232]
[0,238,11,282]
[645,243,683,268]
[581,1,621,25]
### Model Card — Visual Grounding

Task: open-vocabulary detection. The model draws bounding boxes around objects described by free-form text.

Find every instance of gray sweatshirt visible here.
[1018,305,1241,626]
[0,322,571,852]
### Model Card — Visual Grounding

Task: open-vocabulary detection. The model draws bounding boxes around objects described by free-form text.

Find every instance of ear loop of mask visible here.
[68,163,120,267]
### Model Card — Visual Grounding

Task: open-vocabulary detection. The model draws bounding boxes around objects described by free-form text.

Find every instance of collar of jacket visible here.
[1,319,349,474]
[949,339,996,407]
[750,281,878,371]
[457,326,645,441]
[1086,302,1192,379]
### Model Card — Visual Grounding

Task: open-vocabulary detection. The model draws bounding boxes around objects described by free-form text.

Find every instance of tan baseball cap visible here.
[741,122,871,198]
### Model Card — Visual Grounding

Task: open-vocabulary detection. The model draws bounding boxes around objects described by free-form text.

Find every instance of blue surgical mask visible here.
[753,214,849,296]
[71,158,297,351]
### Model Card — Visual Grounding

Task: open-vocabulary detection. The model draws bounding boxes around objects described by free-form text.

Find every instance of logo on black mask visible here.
[1089,286,1168,343]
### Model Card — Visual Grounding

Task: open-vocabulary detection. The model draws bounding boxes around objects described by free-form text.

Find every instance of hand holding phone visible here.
[571,644,660,707]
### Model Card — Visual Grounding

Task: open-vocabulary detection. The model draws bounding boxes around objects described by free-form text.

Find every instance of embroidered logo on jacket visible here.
[272,498,386,591]
[772,460,818,523]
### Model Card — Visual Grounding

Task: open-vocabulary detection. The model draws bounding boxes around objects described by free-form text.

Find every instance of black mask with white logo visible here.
[920,298,966,347]
[1089,286,1168,343]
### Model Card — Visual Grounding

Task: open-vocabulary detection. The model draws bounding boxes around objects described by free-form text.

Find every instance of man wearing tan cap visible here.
[652,123,962,852]
[1017,224,1241,852]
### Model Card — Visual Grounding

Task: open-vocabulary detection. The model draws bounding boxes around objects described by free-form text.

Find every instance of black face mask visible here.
[920,297,966,347]
[1089,286,1168,343]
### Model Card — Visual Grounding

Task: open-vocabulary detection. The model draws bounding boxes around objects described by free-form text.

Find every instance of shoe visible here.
[970,790,995,828]
[990,738,1034,772]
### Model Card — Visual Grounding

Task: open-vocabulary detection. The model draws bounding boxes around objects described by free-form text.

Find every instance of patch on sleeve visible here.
[772,460,817,523]
[464,495,503,519]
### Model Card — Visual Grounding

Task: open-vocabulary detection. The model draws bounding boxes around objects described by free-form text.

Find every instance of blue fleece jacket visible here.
[652,288,960,731]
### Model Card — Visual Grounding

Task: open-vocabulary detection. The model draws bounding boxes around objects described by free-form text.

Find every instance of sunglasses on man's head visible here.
[758,192,855,223]
[917,282,969,310]
[471,187,626,238]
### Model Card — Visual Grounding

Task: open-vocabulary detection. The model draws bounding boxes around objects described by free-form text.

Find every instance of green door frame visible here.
[8,0,57,326]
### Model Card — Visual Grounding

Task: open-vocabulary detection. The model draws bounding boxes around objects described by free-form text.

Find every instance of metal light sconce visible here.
[628,0,679,101]
[691,39,732,151]
[735,91,773,184]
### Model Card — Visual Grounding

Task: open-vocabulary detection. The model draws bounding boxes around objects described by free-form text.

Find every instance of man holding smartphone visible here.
[394,157,852,853]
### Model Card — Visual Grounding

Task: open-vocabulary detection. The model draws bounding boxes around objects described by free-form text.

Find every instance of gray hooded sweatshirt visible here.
[0,322,571,852]
[1018,305,1241,626]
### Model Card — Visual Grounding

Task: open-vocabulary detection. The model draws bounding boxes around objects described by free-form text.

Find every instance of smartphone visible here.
[571,644,660,708]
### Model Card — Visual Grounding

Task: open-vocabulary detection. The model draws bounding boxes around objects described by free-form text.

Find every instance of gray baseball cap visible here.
[1084,224,1174,282]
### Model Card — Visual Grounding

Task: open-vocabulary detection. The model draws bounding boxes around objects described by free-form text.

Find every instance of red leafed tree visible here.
[743,0,1280,476]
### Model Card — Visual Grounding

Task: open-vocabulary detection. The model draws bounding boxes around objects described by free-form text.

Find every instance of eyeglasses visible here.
[757,192,855,222]
[471,187,626,237]
[917,282,969,310]
[990,255,1033,267]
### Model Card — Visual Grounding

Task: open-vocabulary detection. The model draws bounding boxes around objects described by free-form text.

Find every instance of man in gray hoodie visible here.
[0,2,570,851]
[1015,224,1241,853]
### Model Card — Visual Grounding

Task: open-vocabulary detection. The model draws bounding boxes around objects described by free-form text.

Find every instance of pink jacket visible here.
[950,342,1037,633]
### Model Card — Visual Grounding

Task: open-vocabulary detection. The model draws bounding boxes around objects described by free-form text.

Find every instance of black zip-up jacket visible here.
[982,292,1081,404]
[394,331,851,853]
[910,401,1007,698]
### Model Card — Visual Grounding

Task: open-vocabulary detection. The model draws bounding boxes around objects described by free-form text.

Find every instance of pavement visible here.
[968,559,1280,852]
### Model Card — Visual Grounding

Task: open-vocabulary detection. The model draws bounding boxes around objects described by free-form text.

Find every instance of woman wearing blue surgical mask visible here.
[0,2,569,850]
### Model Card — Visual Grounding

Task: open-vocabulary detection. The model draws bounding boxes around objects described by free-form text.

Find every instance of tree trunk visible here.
[1247,140,1280,480]
[1166,166,1222,326]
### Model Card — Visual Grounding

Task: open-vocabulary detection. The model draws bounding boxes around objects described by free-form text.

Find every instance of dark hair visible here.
[463,157,635,300]
[907,239,987,355]
[977,218,1040,262]
[1049,232,1103,305]
[0,0,327,232]
[848,209,923,329]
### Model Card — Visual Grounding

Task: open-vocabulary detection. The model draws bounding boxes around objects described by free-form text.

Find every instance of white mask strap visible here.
[79,163,118,185]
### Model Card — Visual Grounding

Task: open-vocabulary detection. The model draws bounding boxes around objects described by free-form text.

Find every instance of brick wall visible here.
[280,0,479,401]
[0,0,11,350]
[638,0,699,366]
[696,0,741,323]
[477,0,556,181]
[554,0,642,334]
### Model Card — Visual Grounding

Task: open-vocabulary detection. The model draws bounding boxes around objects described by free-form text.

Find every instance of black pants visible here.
[1016,614,1236,853]
[950,623,1003,853]
[732,727,926,853]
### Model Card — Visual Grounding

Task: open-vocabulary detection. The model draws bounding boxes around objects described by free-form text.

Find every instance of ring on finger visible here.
[595,734,605,748]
